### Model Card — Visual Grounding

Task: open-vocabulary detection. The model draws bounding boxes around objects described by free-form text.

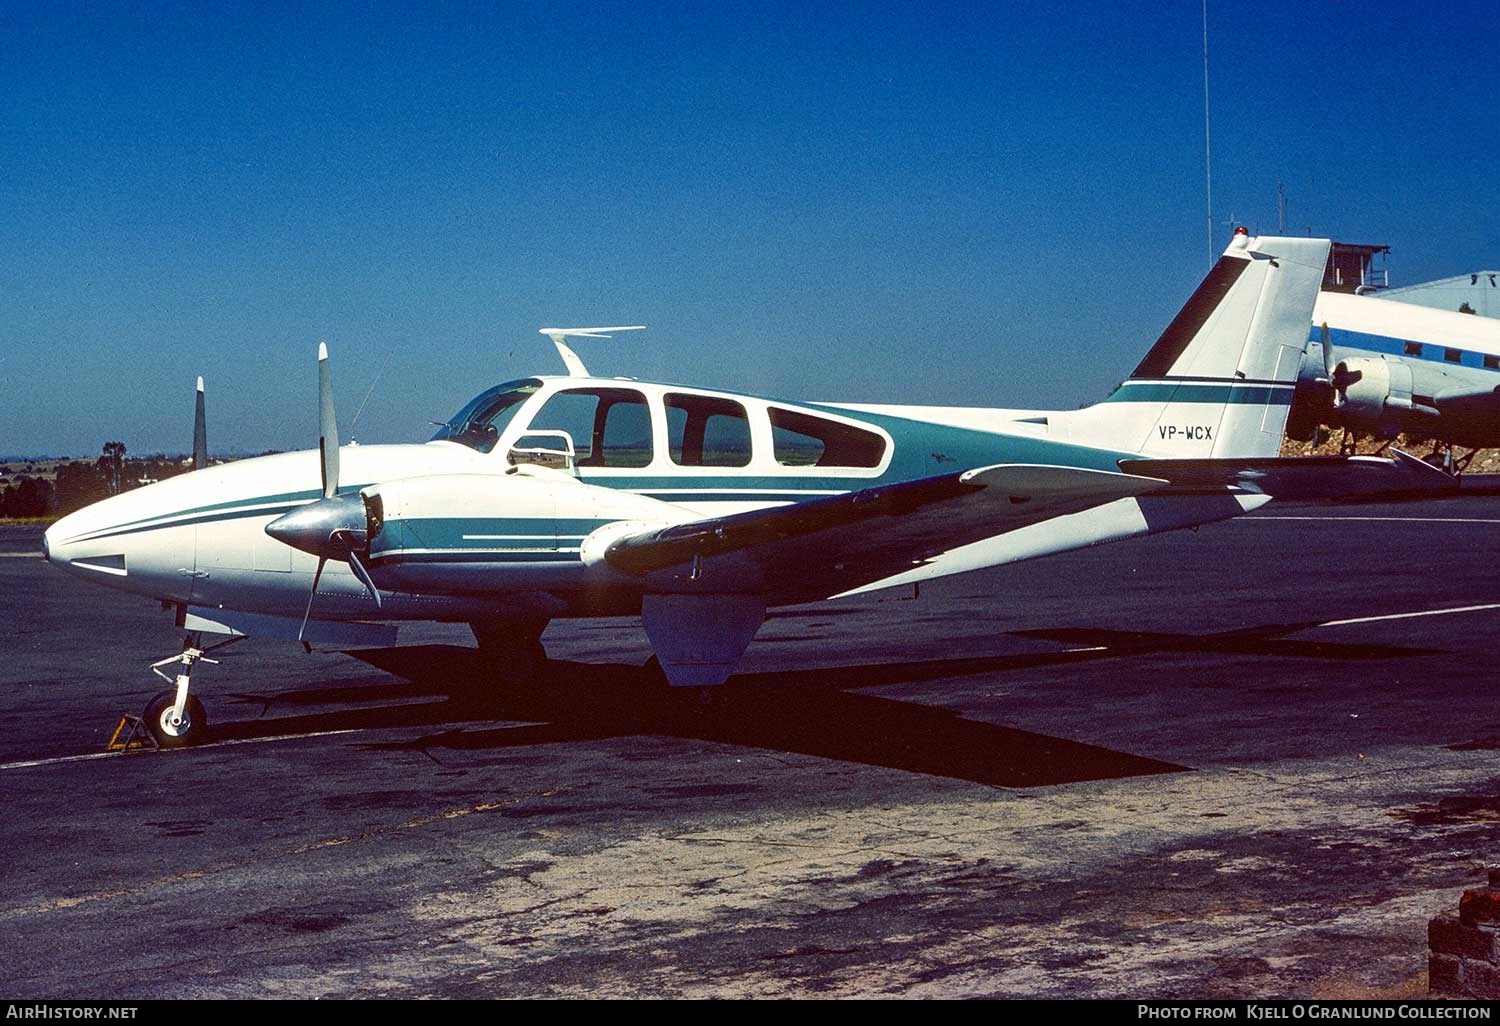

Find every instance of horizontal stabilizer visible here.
[604,464,1165,600]
[1118,449,1458,501]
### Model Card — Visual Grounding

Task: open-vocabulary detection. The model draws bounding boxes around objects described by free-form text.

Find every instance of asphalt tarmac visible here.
[3,496,1500,999]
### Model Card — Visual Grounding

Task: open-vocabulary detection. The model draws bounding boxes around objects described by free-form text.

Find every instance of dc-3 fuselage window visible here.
[431,379,542,453]
[665,394,753,467]
[527,388,654,468]
[769,408,886,468]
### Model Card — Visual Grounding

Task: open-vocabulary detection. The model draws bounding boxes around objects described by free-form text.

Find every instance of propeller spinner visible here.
[1314,321,1362,407]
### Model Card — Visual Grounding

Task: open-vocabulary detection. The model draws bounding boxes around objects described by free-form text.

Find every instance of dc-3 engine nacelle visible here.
[1332,355,1429,439]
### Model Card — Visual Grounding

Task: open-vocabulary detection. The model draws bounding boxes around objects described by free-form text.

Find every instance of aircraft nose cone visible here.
[265,493,366,558]
[42,519,72,569]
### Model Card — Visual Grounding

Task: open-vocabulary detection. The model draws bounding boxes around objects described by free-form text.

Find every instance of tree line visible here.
[0,442,197,518]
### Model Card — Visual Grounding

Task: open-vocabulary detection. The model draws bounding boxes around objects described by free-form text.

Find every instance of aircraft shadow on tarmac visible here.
[210,621,1436,787]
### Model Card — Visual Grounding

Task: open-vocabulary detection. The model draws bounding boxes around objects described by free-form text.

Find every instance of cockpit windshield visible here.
[429,379,543,453]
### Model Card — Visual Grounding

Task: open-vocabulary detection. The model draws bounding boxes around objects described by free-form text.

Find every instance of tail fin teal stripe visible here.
[1105,381,1295,405]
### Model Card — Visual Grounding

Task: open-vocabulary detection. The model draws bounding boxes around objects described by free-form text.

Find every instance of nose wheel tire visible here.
[143,691,209,748]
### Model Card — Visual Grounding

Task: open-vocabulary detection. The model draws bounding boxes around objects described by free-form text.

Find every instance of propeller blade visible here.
[345,547,383,609]
[192,376,208,471]
[318,342,340,500]
[1320,322,1335,382]
[298,556,327,642]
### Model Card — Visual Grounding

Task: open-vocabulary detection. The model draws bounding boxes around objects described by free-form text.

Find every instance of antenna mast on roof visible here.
[1202,0,1214,265]
[538,326,646,377]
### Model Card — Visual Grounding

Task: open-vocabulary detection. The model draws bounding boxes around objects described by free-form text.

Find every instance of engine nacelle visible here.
[1332,356,1415,438]
[361,469,692,596]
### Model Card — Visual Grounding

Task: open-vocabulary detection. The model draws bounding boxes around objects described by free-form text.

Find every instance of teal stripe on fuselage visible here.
[76,503,306,543]
[376,517,614,556]
[792,404,1134,480]
[375,550,583,565]
[58,484,370,545]
[632,491,826,503]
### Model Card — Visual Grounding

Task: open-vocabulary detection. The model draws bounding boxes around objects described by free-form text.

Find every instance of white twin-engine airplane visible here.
[45,233,1455,748]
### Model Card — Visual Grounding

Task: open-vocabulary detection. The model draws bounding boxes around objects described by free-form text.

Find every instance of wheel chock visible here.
[106,714,159,752]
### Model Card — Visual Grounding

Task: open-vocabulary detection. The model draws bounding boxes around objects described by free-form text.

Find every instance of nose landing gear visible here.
[130,633,243,749]
[143,639,219,748]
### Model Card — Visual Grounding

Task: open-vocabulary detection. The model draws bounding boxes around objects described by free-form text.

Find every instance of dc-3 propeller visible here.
[264,343,382,640]
[1316,321,1363,407]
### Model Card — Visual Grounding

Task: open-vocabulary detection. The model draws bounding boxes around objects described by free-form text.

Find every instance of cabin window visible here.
[1404,342,1423,357]
[665,394,752,467]
[1485,355,1499,370]
[769,408,887,468]
[1445,348,1463,363]
[526,388,653,467]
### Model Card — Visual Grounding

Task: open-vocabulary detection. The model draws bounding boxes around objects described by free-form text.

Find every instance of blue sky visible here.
[2,1,1495,456]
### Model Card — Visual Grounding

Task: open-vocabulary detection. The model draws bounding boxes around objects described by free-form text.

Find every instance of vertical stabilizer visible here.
[1059,232,1331,458]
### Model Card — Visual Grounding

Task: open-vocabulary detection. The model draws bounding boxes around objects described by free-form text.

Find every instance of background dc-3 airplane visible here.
[1293,291,1500,467]
[44,232,1456,748]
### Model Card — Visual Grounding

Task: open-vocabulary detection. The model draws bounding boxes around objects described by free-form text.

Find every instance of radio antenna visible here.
[538,326,646,377]
[1202,0,1214,265]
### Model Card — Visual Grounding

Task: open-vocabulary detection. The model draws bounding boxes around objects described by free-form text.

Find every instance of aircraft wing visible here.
[1435,384,1500,419]
[604,464,1167,603]
[1118,448,1458,501]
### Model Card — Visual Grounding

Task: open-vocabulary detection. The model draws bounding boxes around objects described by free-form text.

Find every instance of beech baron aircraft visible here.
[44,233,1456,747]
